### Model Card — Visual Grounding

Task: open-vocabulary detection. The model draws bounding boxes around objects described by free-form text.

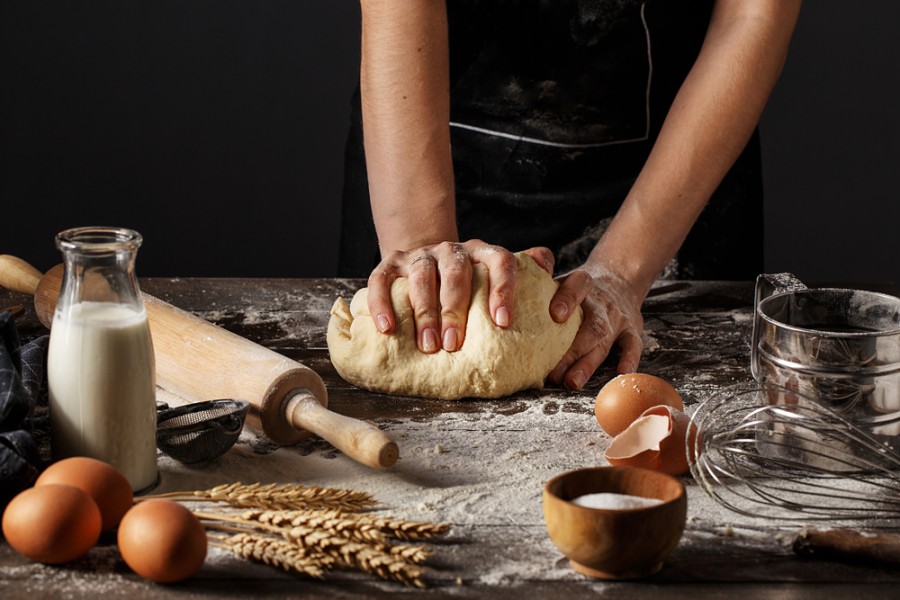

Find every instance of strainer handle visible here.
[751,273,808,380]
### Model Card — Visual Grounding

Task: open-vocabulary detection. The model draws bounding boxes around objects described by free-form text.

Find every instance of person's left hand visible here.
[546,266,645,390]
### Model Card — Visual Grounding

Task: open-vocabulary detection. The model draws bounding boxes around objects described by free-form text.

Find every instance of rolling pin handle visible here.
[0,255,43,295]
[284,389,399,469]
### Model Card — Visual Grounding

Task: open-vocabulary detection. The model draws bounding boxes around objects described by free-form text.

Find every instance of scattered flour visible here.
[642,330,661,354]
[7,391,821,592]
[143,395,799,587]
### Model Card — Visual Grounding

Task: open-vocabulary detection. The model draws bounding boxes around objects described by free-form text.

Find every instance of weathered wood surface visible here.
[2,278,900,599]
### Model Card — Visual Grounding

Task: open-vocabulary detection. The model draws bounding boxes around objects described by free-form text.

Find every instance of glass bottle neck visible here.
[55,227,145,313]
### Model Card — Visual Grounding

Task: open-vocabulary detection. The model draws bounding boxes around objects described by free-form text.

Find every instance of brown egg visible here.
[603,405,701,476]
[1,483,102,564]
[36,457,133,532]
[594,373,684,436]
[118,499,207,583]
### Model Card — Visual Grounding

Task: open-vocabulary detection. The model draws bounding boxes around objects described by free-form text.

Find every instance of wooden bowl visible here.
[542,466,687,579]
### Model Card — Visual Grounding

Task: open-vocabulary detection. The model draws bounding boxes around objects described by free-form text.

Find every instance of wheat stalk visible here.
[147,482,377,511]
[211,533,332,579]
[201,515,427,586]
[239,508,450,541]
[288,528,427,588]
[238,509,385,543]
[354,514,451,541]
[344,543,427,588]
[196,510,385,545]
[283,524,432,566]
[198,511,435,568]
[153,482,451,588]
[382,542,433,565]
[194,511,432,586]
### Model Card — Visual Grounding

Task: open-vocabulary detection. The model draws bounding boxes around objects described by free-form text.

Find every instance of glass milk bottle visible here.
[47,226,158,492]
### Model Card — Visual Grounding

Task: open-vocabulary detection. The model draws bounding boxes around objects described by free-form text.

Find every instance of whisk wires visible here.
[690,385,900,522]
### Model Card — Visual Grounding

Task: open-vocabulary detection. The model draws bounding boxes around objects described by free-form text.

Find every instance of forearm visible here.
[359,0,457,256]
[586,0,802,296]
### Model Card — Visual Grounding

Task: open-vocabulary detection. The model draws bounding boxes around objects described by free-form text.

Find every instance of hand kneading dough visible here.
[327,252,583,400]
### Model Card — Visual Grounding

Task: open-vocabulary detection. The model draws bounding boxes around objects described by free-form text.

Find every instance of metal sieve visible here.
[156,399,250,464]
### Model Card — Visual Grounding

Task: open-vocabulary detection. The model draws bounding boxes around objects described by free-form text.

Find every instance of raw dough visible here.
[327,252,583,400]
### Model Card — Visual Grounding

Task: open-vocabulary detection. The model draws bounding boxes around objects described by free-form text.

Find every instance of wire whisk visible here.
[689,383,900,522]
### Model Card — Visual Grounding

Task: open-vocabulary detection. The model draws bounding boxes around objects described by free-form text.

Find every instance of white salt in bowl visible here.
[542,466,686,579]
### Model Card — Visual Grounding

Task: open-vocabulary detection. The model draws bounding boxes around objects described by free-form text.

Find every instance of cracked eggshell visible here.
[604,405,700,476]
[594,373,684,437]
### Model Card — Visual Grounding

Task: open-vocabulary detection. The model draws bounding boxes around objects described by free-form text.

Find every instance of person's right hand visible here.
[366,240,555,354]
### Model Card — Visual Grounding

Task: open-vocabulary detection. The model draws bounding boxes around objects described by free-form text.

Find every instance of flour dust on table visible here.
[143,395,800,588]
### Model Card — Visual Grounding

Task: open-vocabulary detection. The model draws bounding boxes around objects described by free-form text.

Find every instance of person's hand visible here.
[547,266,645,390]
[366,240,554,353]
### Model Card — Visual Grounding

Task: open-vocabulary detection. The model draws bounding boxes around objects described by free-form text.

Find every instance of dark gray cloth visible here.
[0,311,48,505]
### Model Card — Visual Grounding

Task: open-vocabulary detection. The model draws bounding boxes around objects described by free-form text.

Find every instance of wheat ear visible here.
[210,533,332,579]
[240,508,450,541]
[237,509,385,543]
[292,529,427,588]
[146,482,377,511]
[198,511,434,569]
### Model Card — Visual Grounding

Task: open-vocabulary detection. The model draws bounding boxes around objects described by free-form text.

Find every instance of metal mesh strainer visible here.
[156,399,250,464]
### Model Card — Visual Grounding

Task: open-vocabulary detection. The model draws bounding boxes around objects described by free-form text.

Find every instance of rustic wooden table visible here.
[2,277,900,599]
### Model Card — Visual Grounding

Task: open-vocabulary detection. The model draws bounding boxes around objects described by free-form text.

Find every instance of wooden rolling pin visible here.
[0,254,398,469]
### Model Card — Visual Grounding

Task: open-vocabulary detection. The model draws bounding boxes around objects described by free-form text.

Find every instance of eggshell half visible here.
[604,405,700,476]
[594,373,684,437]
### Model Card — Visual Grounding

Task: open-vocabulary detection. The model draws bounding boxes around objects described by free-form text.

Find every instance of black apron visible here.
[339,0,763,280]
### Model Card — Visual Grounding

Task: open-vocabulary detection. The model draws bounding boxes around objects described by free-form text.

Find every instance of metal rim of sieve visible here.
[757,288,900,338]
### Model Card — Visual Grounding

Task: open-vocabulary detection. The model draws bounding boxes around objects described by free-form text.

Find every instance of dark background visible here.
[2,1,898,285]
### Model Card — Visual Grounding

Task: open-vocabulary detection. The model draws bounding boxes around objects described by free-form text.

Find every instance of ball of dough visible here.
[327,252,582,400]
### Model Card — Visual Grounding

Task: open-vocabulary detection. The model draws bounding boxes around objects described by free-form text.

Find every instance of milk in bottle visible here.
[47,227,158,492]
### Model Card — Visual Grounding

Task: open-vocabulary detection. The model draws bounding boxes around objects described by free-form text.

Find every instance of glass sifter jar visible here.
[47,226,158,492]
